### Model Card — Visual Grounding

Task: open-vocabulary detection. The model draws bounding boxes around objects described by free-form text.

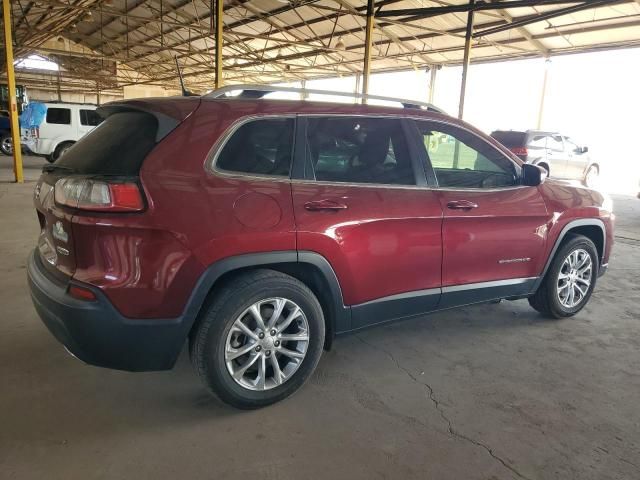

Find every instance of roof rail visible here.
[204,84,447,114]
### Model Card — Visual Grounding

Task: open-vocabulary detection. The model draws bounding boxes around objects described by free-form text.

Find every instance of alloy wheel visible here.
[557,248,593,308]
[225,298,310,391]
[1,136,12,155]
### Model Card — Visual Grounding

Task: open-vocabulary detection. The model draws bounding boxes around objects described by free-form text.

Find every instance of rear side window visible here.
[56,111,158,175]
[216,118,294,176]
[80,109,103,126]
[305,117,415,186]
[528,134,547,149]
[46,108,71,125]
[547,135,564,152]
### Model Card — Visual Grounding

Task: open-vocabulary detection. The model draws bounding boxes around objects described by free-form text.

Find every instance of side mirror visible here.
[522,163,547,186]
[581,146,588,153]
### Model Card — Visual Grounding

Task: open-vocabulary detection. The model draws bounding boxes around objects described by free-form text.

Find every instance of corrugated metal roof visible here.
[3,0,640,93]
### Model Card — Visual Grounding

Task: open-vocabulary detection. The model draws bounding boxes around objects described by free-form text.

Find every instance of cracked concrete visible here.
[356,334,533,480]
[1,156,639,479]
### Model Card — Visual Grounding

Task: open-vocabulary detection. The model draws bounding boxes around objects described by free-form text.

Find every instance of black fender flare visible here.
[532,218,606,291]
[181,250,350,345]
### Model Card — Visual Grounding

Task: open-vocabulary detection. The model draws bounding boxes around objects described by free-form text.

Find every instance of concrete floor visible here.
[1,156,639,480]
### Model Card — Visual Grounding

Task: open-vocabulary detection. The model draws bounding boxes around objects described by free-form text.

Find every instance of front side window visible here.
[305,117,415,186]
[416,121,518,189]
[46,108,71,125]
[563,136,580,153]
[80,109,103,126]
[216,118,294,176]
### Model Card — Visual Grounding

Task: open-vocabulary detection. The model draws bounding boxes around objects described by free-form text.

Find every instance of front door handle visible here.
[447,200,478,211]
[304,200,348,211]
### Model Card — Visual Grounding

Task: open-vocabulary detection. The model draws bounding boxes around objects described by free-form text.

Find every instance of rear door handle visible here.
[447,200,478,211]
[304,200,348,211]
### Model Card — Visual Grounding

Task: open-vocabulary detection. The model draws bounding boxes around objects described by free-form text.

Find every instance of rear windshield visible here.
[57,111,158,175]
[491,131,526,148]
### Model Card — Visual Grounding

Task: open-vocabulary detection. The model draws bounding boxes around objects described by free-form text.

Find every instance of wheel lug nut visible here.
[270,329,277,336]
[265,350,271,357]
[255,345,262,352]
[274,340,280,347]
[258,332,265,339]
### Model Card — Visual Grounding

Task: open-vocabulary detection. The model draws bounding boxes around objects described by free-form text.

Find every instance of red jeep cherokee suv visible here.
[28,86,614,408]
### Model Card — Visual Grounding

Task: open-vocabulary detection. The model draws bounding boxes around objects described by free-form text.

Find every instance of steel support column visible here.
[458,0,475,120]
[214,0,224,88]
[2,0,23,183]
[362,0,374,100]
[428,65,437,104]
[537,58,550,129]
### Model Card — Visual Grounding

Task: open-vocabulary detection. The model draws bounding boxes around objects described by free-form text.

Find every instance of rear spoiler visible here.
[97,98,201,142]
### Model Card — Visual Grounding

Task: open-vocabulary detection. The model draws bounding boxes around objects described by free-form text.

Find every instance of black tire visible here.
[0,133,12,155]
[583,165,599,188]
[528,234,598,319]
[539,163,550,177]
[52,142,74,161]
[190,269,325,409]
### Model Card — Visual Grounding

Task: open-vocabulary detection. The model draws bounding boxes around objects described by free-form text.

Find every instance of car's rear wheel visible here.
[190,269,325,409]
[0,133,12,155]
[52,142,74,161]
[528,234,598,319]
[584,165,599,188]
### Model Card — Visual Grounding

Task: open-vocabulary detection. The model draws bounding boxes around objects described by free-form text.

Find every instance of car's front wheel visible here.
[584,165,599,188]
[528,234,598,319]
[190,269,325,409]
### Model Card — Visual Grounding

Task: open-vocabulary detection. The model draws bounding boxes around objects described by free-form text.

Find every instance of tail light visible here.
[510,146,528,156]
[54,178,144,212]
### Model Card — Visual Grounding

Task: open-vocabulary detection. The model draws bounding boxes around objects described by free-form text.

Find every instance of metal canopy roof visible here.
[3,0,640,93]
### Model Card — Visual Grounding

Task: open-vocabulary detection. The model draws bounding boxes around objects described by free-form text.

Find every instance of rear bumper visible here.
[27,250,189,372]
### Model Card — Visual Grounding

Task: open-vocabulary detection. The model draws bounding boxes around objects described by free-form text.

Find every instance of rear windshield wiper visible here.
[42,164,76,174]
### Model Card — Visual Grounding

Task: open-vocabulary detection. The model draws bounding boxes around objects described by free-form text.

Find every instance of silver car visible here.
[491,130,599,188]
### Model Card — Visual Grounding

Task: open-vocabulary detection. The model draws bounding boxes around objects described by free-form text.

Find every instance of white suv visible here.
[22,102,102,162]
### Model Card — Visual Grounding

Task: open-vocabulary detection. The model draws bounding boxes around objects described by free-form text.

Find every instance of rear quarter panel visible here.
[139,100,298,265]
[69,98,210,319]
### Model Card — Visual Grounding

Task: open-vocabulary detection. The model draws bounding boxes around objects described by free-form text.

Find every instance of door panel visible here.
[566,153,588,180]
[293,182,443,320]
[413,119,550,295]
[437,187,549,287]
[292,115,443,329]
[563,138,588,180]
[546,135,569,178]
